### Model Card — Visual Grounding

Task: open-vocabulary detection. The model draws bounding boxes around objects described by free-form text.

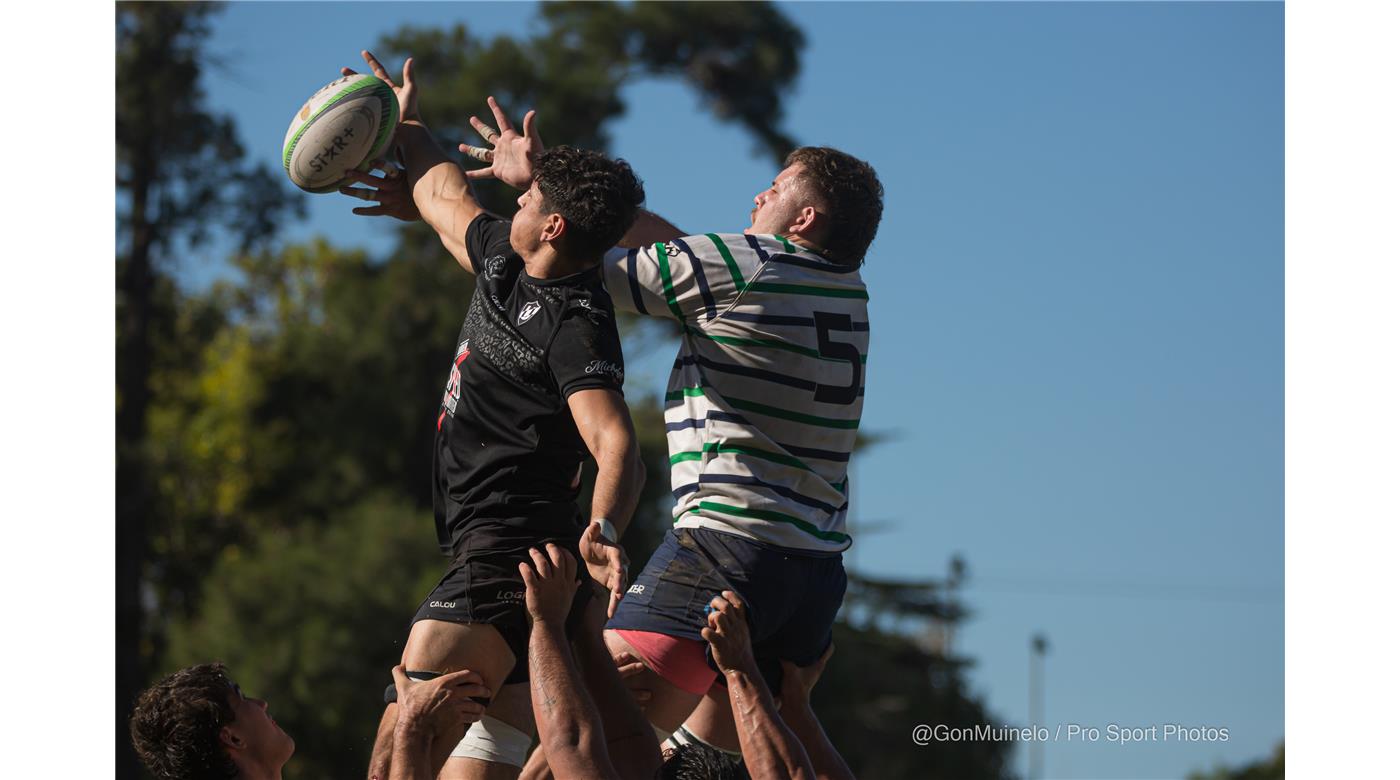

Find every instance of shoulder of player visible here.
[466,210,512,244]
[674,232,853,270]
[548,277,620,330]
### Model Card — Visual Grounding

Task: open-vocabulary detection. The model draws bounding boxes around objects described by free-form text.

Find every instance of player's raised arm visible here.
[340,50,482,273]
[459,96,543,192]
[520,545,622,780]
[778,649,856,780]
[601,230,774,324]
[705,592,818,780]
[573,589,665,778]
[618,209,686,248]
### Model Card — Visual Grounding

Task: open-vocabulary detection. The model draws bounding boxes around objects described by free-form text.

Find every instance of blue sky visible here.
[195,3,1283,777]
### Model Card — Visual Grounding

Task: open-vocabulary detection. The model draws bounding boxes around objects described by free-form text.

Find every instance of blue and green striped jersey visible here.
[603,234,868,552]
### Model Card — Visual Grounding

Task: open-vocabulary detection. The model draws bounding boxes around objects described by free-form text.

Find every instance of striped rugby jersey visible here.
[603,233,868,553]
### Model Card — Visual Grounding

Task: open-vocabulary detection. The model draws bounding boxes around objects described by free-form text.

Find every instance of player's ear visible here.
[219,724,244,752]
[542,213,566,243]
[792,205,828,242]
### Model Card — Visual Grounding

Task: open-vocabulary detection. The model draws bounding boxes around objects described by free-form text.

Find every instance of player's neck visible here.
[234,765,281,780]
[522,247,591,280]
[787,233,829,257]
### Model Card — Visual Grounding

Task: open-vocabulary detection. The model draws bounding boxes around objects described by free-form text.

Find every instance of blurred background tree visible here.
[118,3,1010,777]
[116,2,303,775]
[1187,743,1284,780]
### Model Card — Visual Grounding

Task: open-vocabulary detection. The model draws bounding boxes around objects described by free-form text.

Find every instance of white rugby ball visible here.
[282,74,399,193]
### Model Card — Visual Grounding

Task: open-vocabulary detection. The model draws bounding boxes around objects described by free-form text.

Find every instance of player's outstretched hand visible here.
[520,543,579,626]
[391,664,490,735]
[579,522,629,620]
[701,591,758,676]
[339,163,420,221]
[778,642,835,707]
[341,49,418,122]
[459,96,542,191]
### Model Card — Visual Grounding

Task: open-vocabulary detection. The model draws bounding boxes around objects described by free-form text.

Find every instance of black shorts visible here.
[412,543,591,684]
[606,527,847,693]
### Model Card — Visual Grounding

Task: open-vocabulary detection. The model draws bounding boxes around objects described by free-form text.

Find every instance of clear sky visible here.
[195,3,1283,778]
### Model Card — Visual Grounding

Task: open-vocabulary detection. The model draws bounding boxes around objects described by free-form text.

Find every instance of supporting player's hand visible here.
[341,49,419,122]
[459,96,542,191]
[391,664,490,735]
[339,163,420,221]
[579,522,629,619]
[778,642,835,707]
[701,591,758,676]
[520,543,579,626]
[614,651,653,707]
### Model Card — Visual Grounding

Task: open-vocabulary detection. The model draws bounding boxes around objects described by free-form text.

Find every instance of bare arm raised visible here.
[521,545,622,780]
[459,96,543,192]
[339,50,482,272]
[459,104,686,245]
[778,649,856,780]
[705,592,818,780]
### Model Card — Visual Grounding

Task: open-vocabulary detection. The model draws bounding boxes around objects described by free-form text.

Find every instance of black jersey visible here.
[432,213,626,558]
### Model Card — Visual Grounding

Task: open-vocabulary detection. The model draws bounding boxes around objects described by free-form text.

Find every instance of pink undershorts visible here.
[613,629,718,696]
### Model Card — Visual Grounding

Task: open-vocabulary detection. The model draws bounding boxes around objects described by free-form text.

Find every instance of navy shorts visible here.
[411,545,591,685]
[607,527,846,692]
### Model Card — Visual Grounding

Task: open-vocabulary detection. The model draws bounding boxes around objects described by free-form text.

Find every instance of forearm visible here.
[725,668,816,780]
[529,621,620,779]
[574,623,663,777]
[618,209,684,248]
[778,698,855,780]
[589,444,644,537]
[396,120,480,270]
[389,721,435,780]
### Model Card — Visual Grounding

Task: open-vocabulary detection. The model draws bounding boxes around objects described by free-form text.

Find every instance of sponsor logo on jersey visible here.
[627,584,646,595]
[496,590,525,602]
[429,600,456,609]
[585,359,624,384]
[517,300,542,325]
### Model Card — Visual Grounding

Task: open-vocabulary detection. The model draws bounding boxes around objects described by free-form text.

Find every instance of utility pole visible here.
[1029,632,1050,780]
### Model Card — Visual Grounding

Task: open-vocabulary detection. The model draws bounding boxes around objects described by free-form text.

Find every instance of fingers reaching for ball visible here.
[338,166,419,222]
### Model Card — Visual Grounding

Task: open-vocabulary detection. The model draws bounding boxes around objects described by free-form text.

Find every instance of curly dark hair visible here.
[534,145,645,260]
[129,663,240,780]
[784,146,884,267]
[655,743,751,780]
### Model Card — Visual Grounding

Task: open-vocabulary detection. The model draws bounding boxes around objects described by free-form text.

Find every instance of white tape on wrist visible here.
[592,517,618,543]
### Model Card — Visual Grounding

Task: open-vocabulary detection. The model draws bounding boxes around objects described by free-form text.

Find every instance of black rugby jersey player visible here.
[413,211,626,673]
[434,211,626,554]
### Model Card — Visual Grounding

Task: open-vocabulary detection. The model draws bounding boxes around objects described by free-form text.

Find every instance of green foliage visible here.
[163,492,444,774]
[1188,743,1284,780]
[117,5,304,774]
[116,2,301,257]
[815,620,1013,780]
[126,3,1012,778]
[378,1,803,217]
[817,560,1013,779]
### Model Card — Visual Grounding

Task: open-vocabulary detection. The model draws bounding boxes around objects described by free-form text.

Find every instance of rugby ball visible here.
[282,74,399,193]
